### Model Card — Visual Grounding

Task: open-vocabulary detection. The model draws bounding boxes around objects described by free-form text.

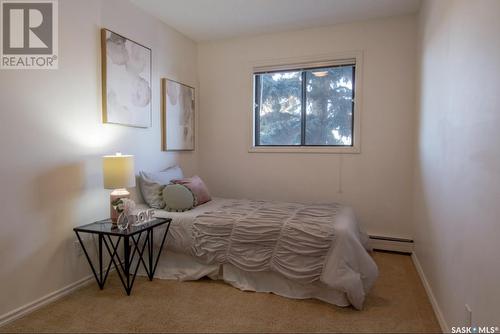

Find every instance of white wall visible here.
[414,0,500,329]
[0,0,198,318]
[197,16,417,238]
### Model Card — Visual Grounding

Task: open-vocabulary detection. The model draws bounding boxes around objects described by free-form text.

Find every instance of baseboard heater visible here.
[369,235,414,254]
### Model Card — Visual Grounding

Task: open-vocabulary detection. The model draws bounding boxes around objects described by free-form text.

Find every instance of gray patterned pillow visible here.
[138,177,166,209]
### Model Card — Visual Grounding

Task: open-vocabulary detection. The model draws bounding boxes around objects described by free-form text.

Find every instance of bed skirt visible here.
[141,250,350,308]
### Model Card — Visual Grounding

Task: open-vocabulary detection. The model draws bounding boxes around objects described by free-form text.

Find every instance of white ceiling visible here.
[131,0,421,42]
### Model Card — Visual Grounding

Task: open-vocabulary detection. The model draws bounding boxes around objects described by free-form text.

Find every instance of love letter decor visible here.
[130,208,155,226]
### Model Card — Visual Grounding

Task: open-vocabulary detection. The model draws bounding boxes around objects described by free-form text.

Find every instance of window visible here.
[252,57,360,153]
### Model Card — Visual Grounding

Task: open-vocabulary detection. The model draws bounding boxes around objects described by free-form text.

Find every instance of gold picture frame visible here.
[161,78,195,151]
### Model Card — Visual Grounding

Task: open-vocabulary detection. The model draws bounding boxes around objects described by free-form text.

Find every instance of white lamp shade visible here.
[102,154,136,189]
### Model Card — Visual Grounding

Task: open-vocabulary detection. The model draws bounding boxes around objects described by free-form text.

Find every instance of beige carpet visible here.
[1,252,441,333]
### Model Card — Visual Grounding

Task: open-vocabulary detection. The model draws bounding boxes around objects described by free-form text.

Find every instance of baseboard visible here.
[369,235,414,254]
[0,274,95,328]
[411,253,449,333]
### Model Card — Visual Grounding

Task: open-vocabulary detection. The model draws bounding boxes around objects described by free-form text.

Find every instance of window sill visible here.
[248,146,360,154]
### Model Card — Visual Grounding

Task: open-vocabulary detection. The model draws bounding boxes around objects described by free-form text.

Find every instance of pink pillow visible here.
[171,175,211,206]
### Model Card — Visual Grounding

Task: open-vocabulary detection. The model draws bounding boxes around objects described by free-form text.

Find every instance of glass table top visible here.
[74,218,170,236]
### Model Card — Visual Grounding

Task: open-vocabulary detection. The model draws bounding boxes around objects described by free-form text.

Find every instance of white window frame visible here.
[249,51,363,154]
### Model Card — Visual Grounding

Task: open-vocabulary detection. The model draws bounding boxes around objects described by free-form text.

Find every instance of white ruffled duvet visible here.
[153,198,378,310]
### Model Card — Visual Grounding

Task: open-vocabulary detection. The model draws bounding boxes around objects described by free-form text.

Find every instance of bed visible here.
[137,197,378,310]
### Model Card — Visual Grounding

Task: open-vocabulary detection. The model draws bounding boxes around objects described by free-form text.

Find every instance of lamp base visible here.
[110,189,130,223]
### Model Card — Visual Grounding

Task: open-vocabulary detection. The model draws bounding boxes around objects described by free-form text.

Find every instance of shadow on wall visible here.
[130,175,145,204]
[32,163,89,284]
[0,163,87,313]
[32,163,85,224]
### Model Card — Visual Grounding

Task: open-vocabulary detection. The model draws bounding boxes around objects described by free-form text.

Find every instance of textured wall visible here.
[414,0,500,329]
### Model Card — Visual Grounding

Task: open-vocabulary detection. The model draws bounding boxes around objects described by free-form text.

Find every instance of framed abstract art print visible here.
[101,29,152,128]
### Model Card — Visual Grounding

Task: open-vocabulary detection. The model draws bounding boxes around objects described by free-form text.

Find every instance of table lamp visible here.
[103,153,135,222]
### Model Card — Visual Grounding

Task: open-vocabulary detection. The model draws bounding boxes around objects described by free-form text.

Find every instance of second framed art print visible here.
[161,78,195,151]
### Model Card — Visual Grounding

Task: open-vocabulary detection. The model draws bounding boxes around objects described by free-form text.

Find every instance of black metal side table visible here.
[73,218,171,295]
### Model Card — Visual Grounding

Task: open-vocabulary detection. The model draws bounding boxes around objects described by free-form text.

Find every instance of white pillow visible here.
[140,165,184,185]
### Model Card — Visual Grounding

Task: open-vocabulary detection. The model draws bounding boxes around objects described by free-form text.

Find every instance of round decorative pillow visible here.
[162,184,195,212]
